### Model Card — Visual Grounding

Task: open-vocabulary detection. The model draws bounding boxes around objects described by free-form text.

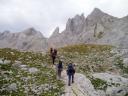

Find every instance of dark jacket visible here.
[58,61,63,70]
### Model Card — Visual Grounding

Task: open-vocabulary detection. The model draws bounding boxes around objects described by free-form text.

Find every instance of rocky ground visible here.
[61,70,128,96]
[0,48,64,96]
[61,70,95,96]
[0,44,128,96]
[58,44,128,96]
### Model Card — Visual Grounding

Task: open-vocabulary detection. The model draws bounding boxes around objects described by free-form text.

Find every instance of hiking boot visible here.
[68,83,71,86]
[72,81,74,83]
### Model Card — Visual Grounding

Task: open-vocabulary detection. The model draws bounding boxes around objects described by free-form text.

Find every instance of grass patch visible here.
[58,44,114,73]
[90,77,107,91]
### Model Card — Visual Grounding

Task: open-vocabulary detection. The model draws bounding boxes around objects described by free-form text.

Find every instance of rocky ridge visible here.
[0,8,128,52]
[0,28,47,52]
[49,8,128,50]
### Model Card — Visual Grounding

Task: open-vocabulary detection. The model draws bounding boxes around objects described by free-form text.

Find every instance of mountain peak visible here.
[25,27,36,32]
[22,27,39,36]
[54,27,59,32]
[93,8,102,13]
[50,27,59,37]
[89,8,105,17]
[74,13,85,19]
[65,13,85,32]
[0,30,11,36]
[86,8,109,23]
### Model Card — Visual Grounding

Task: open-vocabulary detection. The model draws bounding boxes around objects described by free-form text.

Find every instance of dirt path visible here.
[61,70,89,96]
[53,65,99,96]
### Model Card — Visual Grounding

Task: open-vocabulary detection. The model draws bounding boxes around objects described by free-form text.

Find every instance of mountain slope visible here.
[48,8,128,49]
[0,28,48,51]
[0,8,128,51]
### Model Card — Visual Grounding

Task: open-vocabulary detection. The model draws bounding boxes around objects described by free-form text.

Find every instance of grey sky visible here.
[0,0,128,37]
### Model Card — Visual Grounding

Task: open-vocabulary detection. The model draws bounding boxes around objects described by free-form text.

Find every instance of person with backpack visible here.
[50,48,58,65]
[53,49,57,56]
[67,62,75,86]
[52,49,58,65]
[56,60,63,80]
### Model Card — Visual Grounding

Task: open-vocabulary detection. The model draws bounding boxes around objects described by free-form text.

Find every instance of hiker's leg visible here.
[68,75,71,86]
[54,57,56,64]
[60,71,62,78]
[72,74,74,83]
[53,57,56,65]
[56,69,59,80]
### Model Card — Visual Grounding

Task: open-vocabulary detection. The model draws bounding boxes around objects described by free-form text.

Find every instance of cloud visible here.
[0,0,128,37]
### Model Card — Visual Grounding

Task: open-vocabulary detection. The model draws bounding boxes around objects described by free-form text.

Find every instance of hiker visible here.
[50,48,53,57]
[67,62,75,86]
[56,60,63,80]
[50,47,55,65]
[54,49,57,56]
[51,48,58,65]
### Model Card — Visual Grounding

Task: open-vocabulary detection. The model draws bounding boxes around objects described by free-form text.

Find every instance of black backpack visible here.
[68,63,75,74]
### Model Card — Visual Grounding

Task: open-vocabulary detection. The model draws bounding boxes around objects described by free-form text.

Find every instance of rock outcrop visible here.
[62,70,128,96]
[48,8,128,49]
[48,27,60,47]
[92,73,128,96]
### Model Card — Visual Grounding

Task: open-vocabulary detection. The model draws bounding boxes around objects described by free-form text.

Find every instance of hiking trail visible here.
[61,70,89,96]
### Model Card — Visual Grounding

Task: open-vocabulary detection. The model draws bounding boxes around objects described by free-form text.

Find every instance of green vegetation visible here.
[0,44,127,95]
[58,44,128,92]
[59,44,112,54]
[114,56,124,69]
[58,44,127,76]
[123,67,128,74]
[114,56,128,74]
[90,77,107,91]
[58,44,114,74]
[124,93,128,96]
[89,77,121,91]
[0,48,64,96]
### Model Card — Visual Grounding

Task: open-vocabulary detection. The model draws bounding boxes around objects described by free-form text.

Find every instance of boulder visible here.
[92,73,128,96]
[28,67,39,73]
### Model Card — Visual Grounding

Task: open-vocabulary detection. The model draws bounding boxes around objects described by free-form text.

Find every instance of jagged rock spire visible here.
[65,14,85,33]
[50,27,60,38]
[53,27,59,35]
